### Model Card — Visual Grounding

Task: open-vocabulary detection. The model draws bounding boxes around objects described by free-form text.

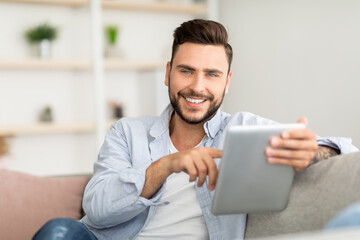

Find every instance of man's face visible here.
[165,42,232,125]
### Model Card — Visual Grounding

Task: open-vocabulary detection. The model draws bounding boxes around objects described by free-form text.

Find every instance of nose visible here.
[189,73,205,93]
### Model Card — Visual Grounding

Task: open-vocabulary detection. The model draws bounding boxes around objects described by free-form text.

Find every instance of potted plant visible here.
[25,22,59,59]
[39,105,53,122]
[104,24,123,58]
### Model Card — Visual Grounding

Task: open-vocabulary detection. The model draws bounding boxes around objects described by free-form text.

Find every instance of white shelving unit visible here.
[0,0,211,175]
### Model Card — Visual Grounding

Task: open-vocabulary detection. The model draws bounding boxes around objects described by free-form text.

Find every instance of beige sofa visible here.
[0,170,89,240]
[1,152,360,240]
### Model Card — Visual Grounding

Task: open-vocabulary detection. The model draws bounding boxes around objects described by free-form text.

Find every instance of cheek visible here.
[169,74,187,91]
[210,81,227,95]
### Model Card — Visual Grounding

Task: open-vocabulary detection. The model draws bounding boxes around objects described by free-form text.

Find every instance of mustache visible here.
[179,89,214,101]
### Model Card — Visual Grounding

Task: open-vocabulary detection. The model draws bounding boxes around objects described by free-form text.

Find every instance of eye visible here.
[181,70,191,75]
[207,73,218,77]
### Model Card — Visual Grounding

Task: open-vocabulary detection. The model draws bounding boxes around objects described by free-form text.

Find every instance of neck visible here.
[169,113,206,151]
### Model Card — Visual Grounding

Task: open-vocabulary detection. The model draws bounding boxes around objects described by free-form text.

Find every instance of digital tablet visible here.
[211,123,305,215]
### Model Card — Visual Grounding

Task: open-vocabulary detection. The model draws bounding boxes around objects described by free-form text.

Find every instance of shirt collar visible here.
[203,109,222,139]
[150,104,223,140]
[149,104,173,138]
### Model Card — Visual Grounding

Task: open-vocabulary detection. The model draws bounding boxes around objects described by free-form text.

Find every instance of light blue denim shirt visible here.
[81,104,358,240]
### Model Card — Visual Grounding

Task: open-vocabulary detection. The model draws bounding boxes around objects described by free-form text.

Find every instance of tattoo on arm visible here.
[311,146,340,165]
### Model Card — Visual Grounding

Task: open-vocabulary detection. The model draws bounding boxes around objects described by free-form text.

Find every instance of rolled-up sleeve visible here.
[317,136,359,154]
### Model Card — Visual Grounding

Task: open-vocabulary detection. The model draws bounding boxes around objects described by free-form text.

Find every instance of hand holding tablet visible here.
[265,118,318,172]
[211,123,306,215]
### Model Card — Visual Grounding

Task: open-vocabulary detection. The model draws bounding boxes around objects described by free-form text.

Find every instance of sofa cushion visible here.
[245,151,360,239]
[0,169,89,240]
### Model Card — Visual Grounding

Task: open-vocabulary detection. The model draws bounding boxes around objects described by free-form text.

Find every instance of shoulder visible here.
[110,116,159,137]
[226,111,279,126]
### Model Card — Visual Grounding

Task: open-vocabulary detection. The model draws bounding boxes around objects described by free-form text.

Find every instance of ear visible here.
[224,70,232,94]
[165,61,171,87]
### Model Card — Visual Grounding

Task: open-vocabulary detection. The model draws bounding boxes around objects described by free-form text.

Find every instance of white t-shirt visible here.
[136,140,209,240]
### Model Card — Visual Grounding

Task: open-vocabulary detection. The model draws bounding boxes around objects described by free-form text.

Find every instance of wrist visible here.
[157,155,173,177]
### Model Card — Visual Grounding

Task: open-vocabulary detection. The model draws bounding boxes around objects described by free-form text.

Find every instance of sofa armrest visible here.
[245,151,360,239]
[0,169,89,240]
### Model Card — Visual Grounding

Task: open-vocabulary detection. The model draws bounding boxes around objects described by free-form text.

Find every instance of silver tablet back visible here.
[211,124,304,215]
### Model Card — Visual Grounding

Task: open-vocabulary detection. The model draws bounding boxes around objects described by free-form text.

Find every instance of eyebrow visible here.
[176,64,224,75]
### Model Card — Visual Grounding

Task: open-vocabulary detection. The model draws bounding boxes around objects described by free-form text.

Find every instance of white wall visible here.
[0,2,192,175]
[220,0,360,148]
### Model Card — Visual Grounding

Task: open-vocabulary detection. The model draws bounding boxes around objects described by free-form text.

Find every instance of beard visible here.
[168,78,226,125]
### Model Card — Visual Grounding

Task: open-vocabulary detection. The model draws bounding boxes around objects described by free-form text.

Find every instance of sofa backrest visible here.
[0,169,89,240]
[245,151,360,239]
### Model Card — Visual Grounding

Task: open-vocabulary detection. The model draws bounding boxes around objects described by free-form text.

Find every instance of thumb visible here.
[297,117,308,126]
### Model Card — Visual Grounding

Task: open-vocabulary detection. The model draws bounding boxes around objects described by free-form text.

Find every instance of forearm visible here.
[311,145,340,165]
[140,156,172,199]
[83,171,149,228]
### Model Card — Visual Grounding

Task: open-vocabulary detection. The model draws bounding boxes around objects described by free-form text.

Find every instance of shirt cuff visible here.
[317,136,359,154]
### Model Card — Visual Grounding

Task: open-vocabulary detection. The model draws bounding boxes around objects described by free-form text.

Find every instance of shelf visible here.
[0,0,207,14]
[102,1,207,14]
[0,0,89,7]
[0,59,91,70]
[105,58,165,70]
[0,119,119,137]
[0,122,95,137]
[0,58,166,71]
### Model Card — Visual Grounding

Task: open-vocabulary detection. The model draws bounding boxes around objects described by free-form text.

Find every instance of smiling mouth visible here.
[184,97,206,104]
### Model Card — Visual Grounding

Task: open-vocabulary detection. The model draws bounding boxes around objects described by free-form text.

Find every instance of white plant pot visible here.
[38,39,51,59]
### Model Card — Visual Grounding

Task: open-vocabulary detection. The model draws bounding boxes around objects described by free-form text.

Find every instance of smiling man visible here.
[33,19,358,240]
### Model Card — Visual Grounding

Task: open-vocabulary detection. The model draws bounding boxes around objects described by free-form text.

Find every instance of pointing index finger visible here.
[207,148,222,158]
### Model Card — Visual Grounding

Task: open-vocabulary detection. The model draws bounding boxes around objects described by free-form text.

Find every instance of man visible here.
[33,19,358,240]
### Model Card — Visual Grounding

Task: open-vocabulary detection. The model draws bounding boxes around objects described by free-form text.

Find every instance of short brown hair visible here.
[170,19,233,72]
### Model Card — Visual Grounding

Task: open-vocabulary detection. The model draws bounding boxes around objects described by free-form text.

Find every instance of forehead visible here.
[173,42,229,71]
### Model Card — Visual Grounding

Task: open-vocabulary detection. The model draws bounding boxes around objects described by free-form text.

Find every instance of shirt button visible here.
[126,238,131,240]
[133,196,137,200]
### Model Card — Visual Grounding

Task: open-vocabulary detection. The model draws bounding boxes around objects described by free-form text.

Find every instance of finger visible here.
[281,128,317,140]
[206,147,222,158]
[267,157,311,171]
[266,147,315,160]
[270,138,318,151]
[297,117,308,126]
[202,152,218,191]
[183,158,198,182]
[193,157,208,187]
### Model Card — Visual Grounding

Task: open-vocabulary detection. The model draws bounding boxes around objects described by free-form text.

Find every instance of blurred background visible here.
[0,0,359,176]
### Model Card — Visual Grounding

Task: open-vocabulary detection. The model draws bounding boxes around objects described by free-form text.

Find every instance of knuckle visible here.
[301,161,309,168]
[189,170,197,178]
[199,167,207,175]
[198,146,205,152]
[287,151,295,158]
[210,161,217,169]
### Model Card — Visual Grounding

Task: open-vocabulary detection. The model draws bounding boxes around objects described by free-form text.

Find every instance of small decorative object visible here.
[109,101,123,119]
[39,105,53,122]
[104,24,123,58]
[25,22,58,59]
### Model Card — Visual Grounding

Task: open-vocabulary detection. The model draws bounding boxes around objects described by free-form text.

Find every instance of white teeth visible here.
[185,97,205,104]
